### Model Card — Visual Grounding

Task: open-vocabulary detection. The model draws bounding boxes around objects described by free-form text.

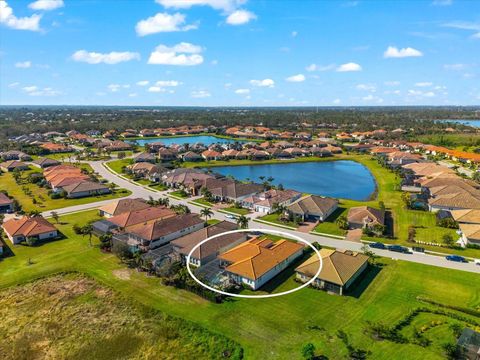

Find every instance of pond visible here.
[211,160,376,201]
[437,119,480,128]
[129,135,248,147]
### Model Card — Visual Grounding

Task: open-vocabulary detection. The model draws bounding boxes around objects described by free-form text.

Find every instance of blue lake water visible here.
[130,135,247,147]
[211,160,376,201]
[437,119,480,128]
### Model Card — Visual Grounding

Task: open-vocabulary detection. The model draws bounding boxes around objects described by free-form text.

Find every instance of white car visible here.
[474,259,480,266]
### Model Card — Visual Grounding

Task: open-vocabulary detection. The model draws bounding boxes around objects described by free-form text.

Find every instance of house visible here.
[456,328,480,360]
[218,237,304,290]
[125,213,205,251]
[182,151,203,162]
[202,150,223,161]
[0,150,31,161]
[162,168,216,194]
[287,195,339,222]
[40,142,71,153]
[0,160,29,172]
[242,189,302,214]
[32,157,61,169]
[158,148,177,162]
[427,186,480,212]
[62,181,111,198]
[2,216,58,245]
[171,221,245,266]
[0,192,14,213]
[107,206,176,229]
[451,209,480,225]
[133,152,156,163]
[129,162,166,182]
[98,198,150,218]
[295,249,369,295]
[203,178,264,202]
[458,224,480,246]
[347,206,385,229]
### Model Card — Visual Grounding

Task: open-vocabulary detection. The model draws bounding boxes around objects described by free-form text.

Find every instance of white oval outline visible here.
[186,228,323,299]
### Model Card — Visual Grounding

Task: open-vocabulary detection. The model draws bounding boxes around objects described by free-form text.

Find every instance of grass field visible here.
[190,197,213,207]
[0,170,131,212]
[0,210,479,359]
[0,274,242,360]
[258,213,298,228]
[106,158,133,174]
[221,207,250,215]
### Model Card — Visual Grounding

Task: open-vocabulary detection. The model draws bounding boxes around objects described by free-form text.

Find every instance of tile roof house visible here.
[62,180,111,198]
[218,237,304,290]
[242,189,302,214]
[162,168,216,195]
[287,195,339,222]
[202,150,223,161]
[458,223,480,246]
[125,213,205,251]
[204,178,264,202]
[40,142,71,153]
[427,186,480,211]
[129,162,166,182]
[295,249,369,295]
[171,221,245,266]
[451,209,480,224]
[0,150,31,161]
[158,148,177,162]
[107,206,176,229]
[32,157,61,168]
[133,152,156,163]
[98,198,150,218]
[182,151,203,162]
[0,192,14,213]
[0,160,29,172]
[2,216,58,245]
[347,206,385,229]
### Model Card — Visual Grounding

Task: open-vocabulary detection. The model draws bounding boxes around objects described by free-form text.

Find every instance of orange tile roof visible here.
[2,216,56,237]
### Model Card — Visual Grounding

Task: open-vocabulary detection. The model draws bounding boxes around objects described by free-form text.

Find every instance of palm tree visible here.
[200,207,214,222]
[51,211,59,224]
[236,215,249,229]
[82,224,94,247]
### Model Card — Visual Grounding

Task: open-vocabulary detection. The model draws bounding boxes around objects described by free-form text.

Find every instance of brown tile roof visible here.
[429,190,480,210]
[171,221,242,259]
[98,198,150,217]
[347,206,385,226]
[126,213,204,241]
[109,206,176,228]
[459,223,480,242]
[2,216,57,237]
[287,195,338,217]
[0,192,13,206]
[295,249,368,286]
[32,157,60,167]
[451,209,480,224]
[62,180,109,194]
[218,238,304,281]
[0,160,28,170]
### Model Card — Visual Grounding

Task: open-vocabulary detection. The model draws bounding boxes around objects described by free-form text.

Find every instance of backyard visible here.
[0,210,478,359]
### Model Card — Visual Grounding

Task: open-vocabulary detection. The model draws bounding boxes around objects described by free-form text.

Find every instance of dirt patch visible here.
[112,269,131,280]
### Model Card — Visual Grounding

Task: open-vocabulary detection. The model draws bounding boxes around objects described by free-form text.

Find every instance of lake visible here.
[437,119,480,128]
[130,135,248,147]
[211,160,376,201]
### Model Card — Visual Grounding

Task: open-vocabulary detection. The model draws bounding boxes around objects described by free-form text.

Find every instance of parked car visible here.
[387,245,410,253]
[474,259,480,266]
[225,214,237,220]
[445,255,467,263]
[369,242,386,250]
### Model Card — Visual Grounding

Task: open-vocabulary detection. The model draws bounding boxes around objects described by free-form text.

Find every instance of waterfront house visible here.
[347,206,385,229]
[242,189,302,214]
[133,152,156,163]
[218,237,304,290]
[98,198,150,218]
[295,249,369,295]
[182,151,203,162]
[2,216,58,245]
[287,195,339,222]
[158,148,177,162]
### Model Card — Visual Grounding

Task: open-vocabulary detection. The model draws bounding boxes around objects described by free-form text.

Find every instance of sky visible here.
[1,0,480,106]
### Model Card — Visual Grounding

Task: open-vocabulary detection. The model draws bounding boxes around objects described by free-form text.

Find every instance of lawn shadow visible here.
[384,211,394,238]
[0,240,15,259]
[345,262,385,299]
[324,206,347,222]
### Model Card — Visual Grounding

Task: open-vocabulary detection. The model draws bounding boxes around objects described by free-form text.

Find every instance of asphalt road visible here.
[42,160,480,275]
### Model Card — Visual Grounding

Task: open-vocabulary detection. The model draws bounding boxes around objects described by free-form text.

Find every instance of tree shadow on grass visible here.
[345,262,386,299]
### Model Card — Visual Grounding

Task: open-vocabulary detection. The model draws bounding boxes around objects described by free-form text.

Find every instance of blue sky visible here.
[1,0,479,106]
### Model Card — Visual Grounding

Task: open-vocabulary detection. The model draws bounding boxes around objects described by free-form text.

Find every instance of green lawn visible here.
[0,210,479,359]
[0,171,131,212]
[191,197,213,208]
[313,206,348,236]
[221,207,250,215]
[258,213,298,228]
[169,190,189,199]
[106,159,133,174]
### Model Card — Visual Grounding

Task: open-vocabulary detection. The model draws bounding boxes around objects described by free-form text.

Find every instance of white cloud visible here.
[336,62,362,72]
[415,82,432,87]
[0,1,42,31]
[148,42,204,66]
[136,80,150,86]
[22,85,60,96]
[432,0,452,6]
[356,83,376,92]
[191,90,211,98]
[333,98,341,105]
[443,63,467,71]
[72,50,140,64]
[286,74,305,82]
[147,80,180,93]
[235,88,250,94]
[249,79,274,87]
[29,0,64,11]
[15,61,32,68]
[408,89,435,97]
[384,81,400,86]
[225,9,256,25]
[148,86,166,93]
[135,12,197,36]
[128,93,138,97]
[443,21,480,39]
[8,82,20,88]
[305,64,317,72]
[156,0,242,12]
[362,94,384,103]
[384,46,423,58]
